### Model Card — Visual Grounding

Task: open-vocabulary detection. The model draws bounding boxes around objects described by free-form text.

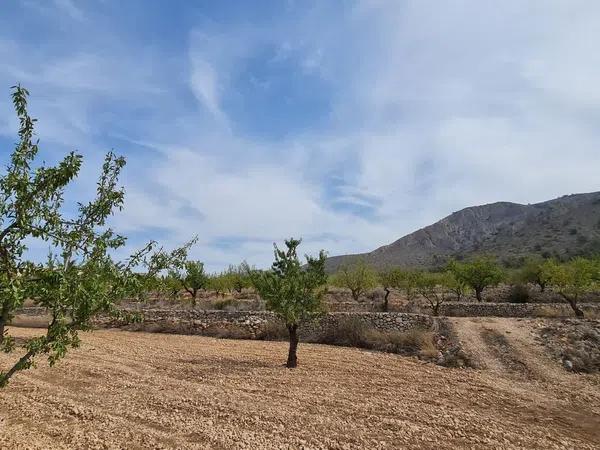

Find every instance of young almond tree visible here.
[396,269,421,303]
[251,238,327,368]
[543,258,597,318]
[518,257,550,292]
[416,272,451,316]
[0,87,81,342]
[0,86,194,386]
[226,263,252,293]
[378,268,401,311]
[170,260,208,305]
[448,258,503,302]
[332,259,377,302]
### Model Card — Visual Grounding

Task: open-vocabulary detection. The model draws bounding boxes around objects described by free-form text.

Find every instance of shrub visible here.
[507,284,530,303]
[213,298,239,310]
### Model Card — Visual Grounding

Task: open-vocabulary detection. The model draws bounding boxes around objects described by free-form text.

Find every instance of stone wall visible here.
[95,308,433,339]
[419,302,600,318]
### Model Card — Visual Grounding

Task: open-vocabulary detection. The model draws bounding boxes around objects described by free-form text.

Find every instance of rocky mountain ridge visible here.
[326,191,600,271]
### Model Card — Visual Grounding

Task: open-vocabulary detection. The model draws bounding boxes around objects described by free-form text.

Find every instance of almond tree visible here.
[250,238,326,368]
[542,258,598,318]
[518,257,550,292]
[332,259,377,302]
[448,258,503,302]
[226,263,252,293]
[416,272,451,316]
[444,270,469,301]
[396,269,421,303]
[378,268,402,311]
[0,86,194,386]
[170,260,208,305]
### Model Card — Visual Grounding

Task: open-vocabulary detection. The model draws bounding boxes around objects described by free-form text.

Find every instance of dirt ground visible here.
[1,325,599,449]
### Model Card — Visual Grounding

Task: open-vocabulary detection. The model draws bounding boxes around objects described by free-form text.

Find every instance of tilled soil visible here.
[1,327,599,449]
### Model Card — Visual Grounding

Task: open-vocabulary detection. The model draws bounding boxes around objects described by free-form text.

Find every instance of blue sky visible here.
[1,0,599,270]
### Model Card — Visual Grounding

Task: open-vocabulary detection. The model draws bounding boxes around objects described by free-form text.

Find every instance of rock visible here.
[562,359,573,371]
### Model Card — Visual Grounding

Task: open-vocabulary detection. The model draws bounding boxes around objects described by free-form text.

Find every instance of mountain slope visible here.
[326,191,600,272]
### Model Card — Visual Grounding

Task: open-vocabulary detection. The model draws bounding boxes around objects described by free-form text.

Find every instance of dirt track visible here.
[1,326,599,449]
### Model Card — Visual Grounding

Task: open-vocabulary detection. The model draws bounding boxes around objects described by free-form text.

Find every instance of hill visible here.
[326,191,600,272]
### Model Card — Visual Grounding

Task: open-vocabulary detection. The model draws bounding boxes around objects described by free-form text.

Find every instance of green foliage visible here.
[225,263,253,293]
[250,238,327,368]
[507,284,530,304]
[395,269,421,302]
[378,268,402,311]
[208,272,233,297]
[161,273,183,300]
[170,260,208,304]
[542,257,599,317]
[251,238,327,326]
[447,257,503,301]
[331,259,377,301]
[415,272,451,315]
[378,268,401,290]
[518,257,549,292]
[443,270,470,301]
[0,86,194,387]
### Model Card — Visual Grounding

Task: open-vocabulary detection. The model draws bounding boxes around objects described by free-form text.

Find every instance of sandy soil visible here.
[1,326,599,449]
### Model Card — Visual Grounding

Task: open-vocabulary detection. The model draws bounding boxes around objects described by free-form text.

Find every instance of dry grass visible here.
[536,306,566,318]
[309,316,438,358]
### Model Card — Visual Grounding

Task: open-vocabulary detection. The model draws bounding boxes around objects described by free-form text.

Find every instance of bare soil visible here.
[1,325,599,449]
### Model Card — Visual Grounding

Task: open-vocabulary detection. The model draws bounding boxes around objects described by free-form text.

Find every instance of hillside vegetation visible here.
[326,192,600,271]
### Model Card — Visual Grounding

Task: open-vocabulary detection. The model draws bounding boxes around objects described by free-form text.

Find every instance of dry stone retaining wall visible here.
[428,302,600,318]
[96,309,433,339]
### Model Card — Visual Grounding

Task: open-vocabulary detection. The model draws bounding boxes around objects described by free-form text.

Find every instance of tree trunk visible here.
[383,288,390,312]
[432,303,440,316]
[0,305,9,343]
[286,324,299,368]
[475,288,483,302]
[561,294,584,318]
[539,282,546,293]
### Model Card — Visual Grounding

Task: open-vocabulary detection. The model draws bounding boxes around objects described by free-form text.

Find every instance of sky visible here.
[1,0,599,271]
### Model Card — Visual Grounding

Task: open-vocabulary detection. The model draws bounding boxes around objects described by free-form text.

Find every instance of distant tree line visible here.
[328,255,600,318]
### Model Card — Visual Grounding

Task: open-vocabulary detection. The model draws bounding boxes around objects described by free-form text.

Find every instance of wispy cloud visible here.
[1,1,599,270]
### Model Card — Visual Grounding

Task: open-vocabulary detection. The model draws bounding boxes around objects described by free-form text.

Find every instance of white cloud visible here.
[2,1,600,271]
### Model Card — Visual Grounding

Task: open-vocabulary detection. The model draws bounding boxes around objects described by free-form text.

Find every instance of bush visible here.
[507,284,530,303]
[212,298,240,311]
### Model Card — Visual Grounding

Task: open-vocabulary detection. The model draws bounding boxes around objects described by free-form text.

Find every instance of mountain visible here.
[325,191,600,272]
